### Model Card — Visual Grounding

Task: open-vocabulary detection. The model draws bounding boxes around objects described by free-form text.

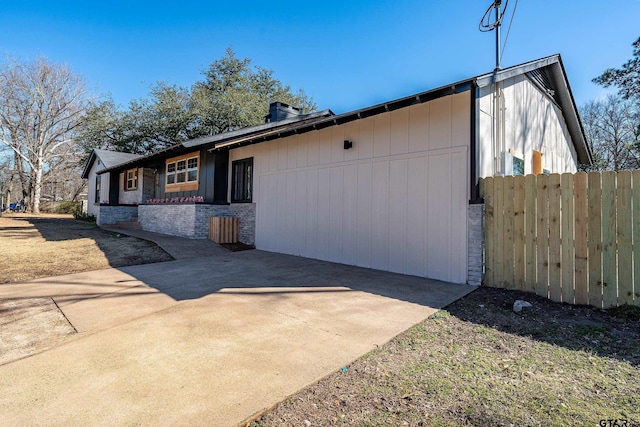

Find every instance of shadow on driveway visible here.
[118,249,473,308]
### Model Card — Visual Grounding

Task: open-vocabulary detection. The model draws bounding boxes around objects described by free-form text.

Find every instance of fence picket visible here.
[573,172,588,305]
[483,177,495,287]
[536,174,550,298]
[561,173,575,304]
[494,176,505,289]
[513,175,526,290]
[616,171,633,306]
[633,171,640,306]
[548,174,562,302]
[524,174,537,293]
[601,171,618,308]
[588,172,603,308]
[503,176,515,289]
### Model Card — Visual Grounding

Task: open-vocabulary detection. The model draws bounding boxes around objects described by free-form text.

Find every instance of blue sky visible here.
[1,0,639,114]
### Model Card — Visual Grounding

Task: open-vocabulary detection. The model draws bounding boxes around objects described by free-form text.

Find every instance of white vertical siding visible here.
[478,75,579,177]
[233,91,470,283]
[86,161,110,217]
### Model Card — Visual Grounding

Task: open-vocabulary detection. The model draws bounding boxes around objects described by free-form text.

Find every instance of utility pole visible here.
[495,0,502,70]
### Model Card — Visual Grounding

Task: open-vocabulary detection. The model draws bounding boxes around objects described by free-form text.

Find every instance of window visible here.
[125,169,138,191]
[176,160,186,183]
[167,162,176,184]
[512,157,525,176]
[165,152,199,192]
[187,157,198,182]
[506,149,524,176]
[231,158,253,203]
[95,175,101,203]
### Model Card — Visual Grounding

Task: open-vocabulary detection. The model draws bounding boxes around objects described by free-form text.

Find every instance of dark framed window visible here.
[231,158,253,203]
[95,175,101,203]
[166,162,176,184]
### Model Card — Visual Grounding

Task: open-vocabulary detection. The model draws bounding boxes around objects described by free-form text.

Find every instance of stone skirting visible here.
[138,203,256,244]
[467,203,484,286]
[97,205,139,225]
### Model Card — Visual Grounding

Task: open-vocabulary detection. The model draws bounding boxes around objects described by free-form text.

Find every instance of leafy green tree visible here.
[78,48,316,155]
[192,48,316,135]
[593,37,640,100]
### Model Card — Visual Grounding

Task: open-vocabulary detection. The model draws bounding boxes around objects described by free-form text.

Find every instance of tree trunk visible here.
[32,159,42,214]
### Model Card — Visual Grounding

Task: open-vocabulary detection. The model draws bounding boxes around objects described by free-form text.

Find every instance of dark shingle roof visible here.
[81,149,143,179]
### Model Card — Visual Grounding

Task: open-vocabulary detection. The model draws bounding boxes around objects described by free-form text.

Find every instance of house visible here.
[80,149,144,221]
[85,54,591,286]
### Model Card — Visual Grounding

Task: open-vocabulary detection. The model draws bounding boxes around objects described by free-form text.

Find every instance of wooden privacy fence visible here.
[481,171,640,309]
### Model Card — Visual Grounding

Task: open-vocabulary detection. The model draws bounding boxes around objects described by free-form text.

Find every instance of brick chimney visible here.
[264,102,302,123]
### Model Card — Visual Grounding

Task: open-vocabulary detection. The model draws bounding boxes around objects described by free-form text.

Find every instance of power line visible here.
[479,0,509,32]
[500,0,520,63]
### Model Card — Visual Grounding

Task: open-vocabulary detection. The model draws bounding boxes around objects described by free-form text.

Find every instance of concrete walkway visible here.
[101,223,229,259]
[0,230,475,426]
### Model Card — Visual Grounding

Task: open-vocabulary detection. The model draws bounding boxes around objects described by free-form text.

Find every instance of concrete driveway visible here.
[0,245,474,426]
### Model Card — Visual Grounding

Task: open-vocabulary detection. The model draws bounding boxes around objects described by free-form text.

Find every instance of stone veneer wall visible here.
[97,205,139,225]
[467,204,484,286]
[138,203,256,244]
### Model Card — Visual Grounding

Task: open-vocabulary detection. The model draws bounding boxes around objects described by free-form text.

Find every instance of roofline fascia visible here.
[97,111,335,174]
[80,150,97,179]
[475,54,560,87]
[552,55,593,165]
[212,79,476,152]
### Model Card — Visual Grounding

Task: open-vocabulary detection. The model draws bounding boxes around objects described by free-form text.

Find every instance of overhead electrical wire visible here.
[478,0,520,63]
[500,0,519,63]
[478,0,509,32]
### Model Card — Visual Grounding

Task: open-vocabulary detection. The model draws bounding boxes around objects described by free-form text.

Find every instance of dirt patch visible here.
[219,242,255,252]
[249,287,640,426]
[0,213,173,283]
[0,298,76,365]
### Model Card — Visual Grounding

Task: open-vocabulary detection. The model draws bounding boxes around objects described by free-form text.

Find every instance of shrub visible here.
[73,211,96,222]
[55,201,83,214]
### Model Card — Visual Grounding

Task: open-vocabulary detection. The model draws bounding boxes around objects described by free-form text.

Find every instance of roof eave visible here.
[97,110,336,174]
[80,151,97,179]
[476,54,592,166]
[548,56,593,165]
[211,79,476,152]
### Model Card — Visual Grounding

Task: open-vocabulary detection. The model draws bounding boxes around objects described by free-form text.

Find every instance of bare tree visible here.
[0,57,89,213]
[580,95,640,171]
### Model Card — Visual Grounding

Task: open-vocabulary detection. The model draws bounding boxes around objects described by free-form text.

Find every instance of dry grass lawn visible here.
[0,213,172,283]
[250,287,640,426]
